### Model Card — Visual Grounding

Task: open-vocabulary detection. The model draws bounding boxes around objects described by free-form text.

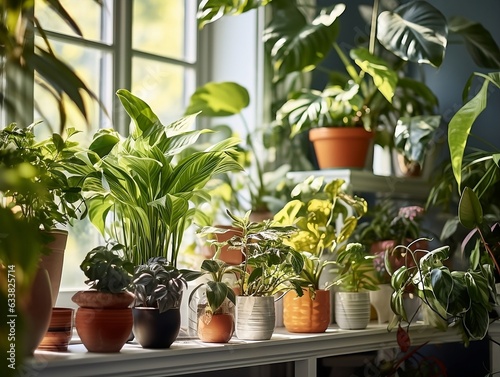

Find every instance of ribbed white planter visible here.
[235,296,275,340]
[335,291,371,330]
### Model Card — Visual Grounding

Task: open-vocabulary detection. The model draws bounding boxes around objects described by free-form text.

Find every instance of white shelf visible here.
[287,169,431,201]
[29,323,462,377]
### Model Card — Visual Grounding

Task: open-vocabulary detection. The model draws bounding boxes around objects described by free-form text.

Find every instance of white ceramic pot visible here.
[335,291,371,330]
[235,296,275,340]
[369,284,394,324]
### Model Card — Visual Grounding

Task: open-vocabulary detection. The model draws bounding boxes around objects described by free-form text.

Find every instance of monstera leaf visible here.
[264,4,345,83]
[377,1,448,67]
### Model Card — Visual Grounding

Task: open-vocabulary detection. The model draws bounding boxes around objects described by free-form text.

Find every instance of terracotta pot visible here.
[22,267,53,355]
[132,307,180,348]
[197,312,234,343]
[38,307,74,352]
[283,289,331,333]
[309,127,373,169]
[39,229,68,306]
[201,225,244,265]
[75,307,133,352]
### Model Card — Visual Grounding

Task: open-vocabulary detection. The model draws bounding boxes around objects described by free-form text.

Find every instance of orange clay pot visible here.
[309,127,373,169]
[283,289,331,333]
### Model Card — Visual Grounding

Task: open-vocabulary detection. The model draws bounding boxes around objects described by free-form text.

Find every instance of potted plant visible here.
[273,176,368,333]
[73,89,243,268]
[197,1,500,172]
[0,123,85,304]
[132,257,189,348]
[393,115,443,177]
[331,242,379,330]
[189,259,240,343]
[199,210,305,340]
[71,243,134,352]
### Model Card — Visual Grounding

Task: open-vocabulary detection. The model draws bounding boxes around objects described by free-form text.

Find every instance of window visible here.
[31,0,200,289]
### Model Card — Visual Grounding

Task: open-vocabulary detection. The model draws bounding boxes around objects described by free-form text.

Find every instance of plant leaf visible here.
[377,1,448,67]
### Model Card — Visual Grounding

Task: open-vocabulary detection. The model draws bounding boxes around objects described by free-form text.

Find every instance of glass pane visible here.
[131,57,195,125]
[35,0,111,43]
[33,37,112,144]
[132,0,190,60]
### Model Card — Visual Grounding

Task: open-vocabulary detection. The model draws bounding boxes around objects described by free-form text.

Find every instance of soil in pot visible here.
[132,307,180,348]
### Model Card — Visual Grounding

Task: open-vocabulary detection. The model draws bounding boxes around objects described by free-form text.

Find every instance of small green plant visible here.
[332,243,378,293]
[0,123,85,233]
[199,210,304,297]
[133,257,188,313]
[189,259,240,315]
[79,243,134,294]
[273,176,368,293]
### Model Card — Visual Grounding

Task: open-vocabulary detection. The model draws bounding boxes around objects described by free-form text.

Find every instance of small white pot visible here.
[369,284,394,324]
[235,296,275,340]
[335,291,371,330]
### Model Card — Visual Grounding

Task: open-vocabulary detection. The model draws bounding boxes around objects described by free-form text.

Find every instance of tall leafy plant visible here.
[74,89,243,267]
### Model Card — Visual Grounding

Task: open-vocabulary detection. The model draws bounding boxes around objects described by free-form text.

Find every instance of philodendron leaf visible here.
[350,47,397,103]
[184,81,249,117]
[430,267,453,309]
[463,304,489,341]
[448,72,500,188]
[448,17,500,69]
[377,1,448,67]
[458,187,483,229]
[264,4,344,83]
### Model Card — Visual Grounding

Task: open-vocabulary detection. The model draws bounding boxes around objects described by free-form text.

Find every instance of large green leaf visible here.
[184,82,249,117]
[350,47,397,103]
[264,4,344,83]
[116,89,161,136]
[449,17,500,69]
[458,187,483,229]
[448,73,500,188]
[377,1,448,67]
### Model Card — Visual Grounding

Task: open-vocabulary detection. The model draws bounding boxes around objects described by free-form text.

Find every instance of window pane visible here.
[131,57,195,124]
[132,0,192,61]
[34,38,112,144]
[35,0,112,44]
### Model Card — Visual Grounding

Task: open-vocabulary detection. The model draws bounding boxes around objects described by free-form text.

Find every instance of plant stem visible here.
[369,0,380,55]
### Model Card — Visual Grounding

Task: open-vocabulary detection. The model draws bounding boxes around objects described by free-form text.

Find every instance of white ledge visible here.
[27,323,463,377]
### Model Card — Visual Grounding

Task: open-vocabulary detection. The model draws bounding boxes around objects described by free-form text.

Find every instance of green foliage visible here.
[389,244,496,346]
[75,89,243,267]
[79,243,134,294]
[199,210,304,297]
[133,257,187,313]
[0,0,99,131]
[332,243,378,293]
[0,123,85,234]
[189,259,240,314]
[273,176,368,291]
[185,81,292,214]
